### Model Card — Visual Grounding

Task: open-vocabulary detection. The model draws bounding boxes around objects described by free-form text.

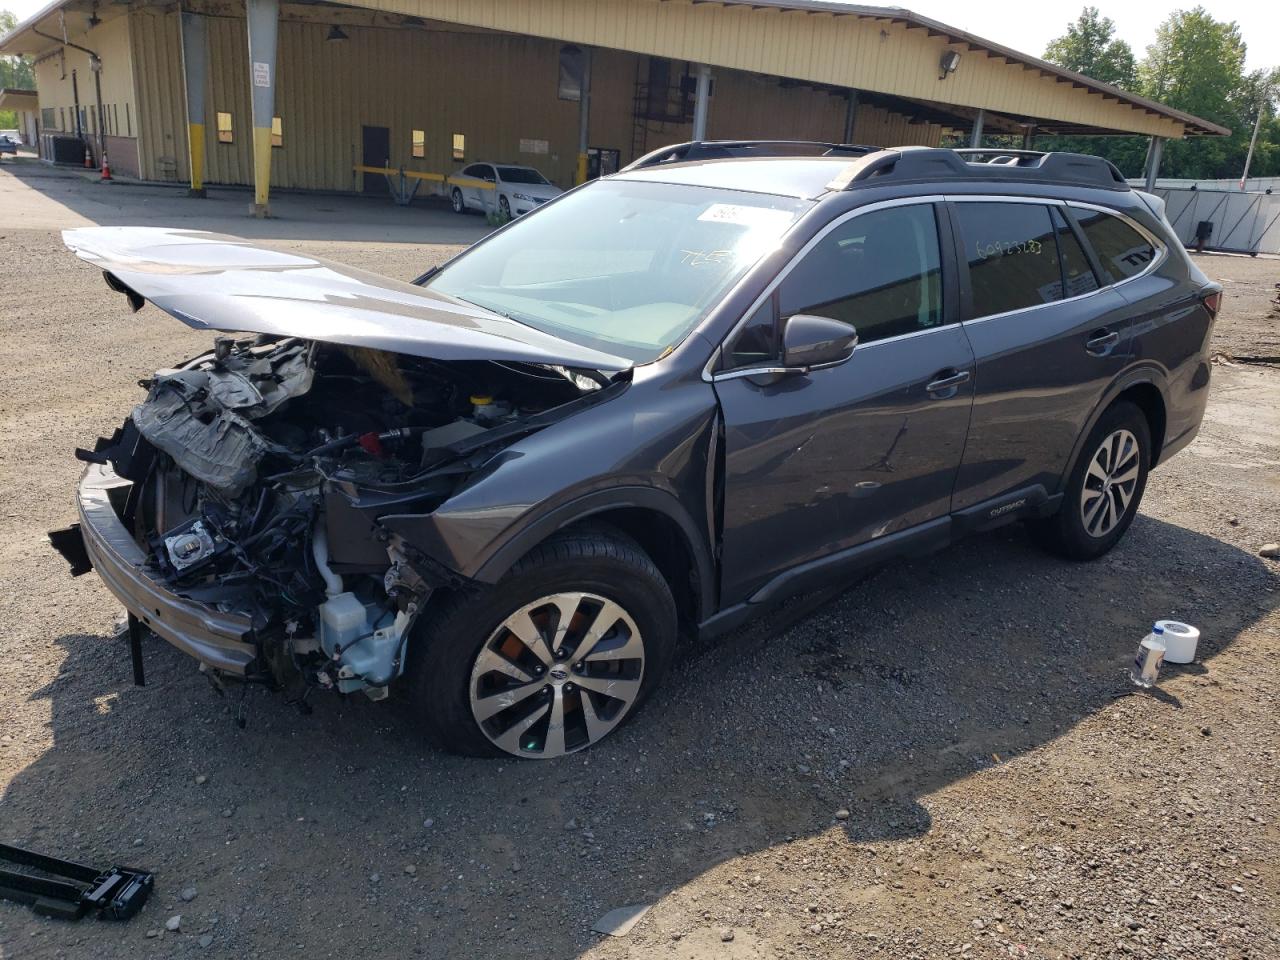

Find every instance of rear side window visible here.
[956,202,1064,317]
[1073,208,1157,284]
[776,204,944,345]
[1052,207,1099,298]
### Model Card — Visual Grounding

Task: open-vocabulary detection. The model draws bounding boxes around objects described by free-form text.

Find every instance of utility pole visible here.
[1240,77,1275,191]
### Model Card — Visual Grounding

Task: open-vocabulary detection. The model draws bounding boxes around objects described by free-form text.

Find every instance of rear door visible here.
[713,200,976,606]
[949,198,1132,511]
[467,164,496,212]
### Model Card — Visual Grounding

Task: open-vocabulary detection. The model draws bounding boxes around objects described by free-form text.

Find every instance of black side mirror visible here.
[781,314,858,371]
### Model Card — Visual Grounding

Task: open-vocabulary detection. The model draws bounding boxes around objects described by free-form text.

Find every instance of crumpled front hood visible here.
[63,226,630,371]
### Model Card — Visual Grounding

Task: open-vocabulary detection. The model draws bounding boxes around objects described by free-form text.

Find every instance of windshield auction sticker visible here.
[697,204,795,231]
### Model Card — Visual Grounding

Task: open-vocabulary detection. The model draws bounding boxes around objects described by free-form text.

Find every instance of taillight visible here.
[1202,290,1222,318]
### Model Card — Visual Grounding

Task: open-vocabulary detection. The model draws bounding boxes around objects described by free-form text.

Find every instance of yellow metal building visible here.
[1,0,1227,214]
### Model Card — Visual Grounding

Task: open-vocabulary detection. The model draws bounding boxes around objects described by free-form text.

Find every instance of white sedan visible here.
[448,163,562,218]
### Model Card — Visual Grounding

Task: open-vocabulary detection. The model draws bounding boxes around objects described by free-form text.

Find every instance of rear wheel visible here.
[1032,401,1151,560]
[450,187,465,214]
[404,528,677,758]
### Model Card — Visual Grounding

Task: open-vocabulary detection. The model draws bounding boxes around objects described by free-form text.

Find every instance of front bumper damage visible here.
[71,461,258,675]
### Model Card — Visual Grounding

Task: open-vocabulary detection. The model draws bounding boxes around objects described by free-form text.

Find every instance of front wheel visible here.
[404,528,677,758]
[498,195,512,220]
[450,187,465,214]
[1031,401,1151,560]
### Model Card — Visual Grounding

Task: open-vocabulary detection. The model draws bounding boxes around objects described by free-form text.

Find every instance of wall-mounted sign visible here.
[253,62,271,87]
[519,138,549,155]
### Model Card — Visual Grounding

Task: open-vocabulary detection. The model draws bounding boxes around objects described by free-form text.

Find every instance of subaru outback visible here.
[50,141,1220,759]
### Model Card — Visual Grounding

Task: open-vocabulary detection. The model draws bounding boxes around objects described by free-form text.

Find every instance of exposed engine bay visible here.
[88,334,612,700]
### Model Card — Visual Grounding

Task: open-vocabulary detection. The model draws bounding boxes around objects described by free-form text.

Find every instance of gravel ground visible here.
[0,169,1277,960]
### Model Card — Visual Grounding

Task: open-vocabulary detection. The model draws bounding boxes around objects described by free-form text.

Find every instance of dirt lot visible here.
[0,167,1277,960]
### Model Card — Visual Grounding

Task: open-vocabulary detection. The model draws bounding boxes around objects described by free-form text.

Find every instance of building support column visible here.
[692,63,712,141]
[179,9,207,197]
[1021,125,1035,150]
[575,46,592,185]
[245,0,279,217]
[843,89,859,144]
[1143,136,1164,191]
[969,109,985,148]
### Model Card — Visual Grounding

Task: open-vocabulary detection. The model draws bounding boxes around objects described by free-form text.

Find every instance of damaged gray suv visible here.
[51,142,1220,759]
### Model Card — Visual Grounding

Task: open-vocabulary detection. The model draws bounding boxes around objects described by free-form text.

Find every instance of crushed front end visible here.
[53,335,609,700]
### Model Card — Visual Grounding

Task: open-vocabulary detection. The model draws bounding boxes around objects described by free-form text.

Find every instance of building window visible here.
[452,133,465,161]
[113,104,119,136]
[216,112,234,144]
[412,129,425,159]
[41,107,54,129]
[271,116,283,148]
[126,103,132,137]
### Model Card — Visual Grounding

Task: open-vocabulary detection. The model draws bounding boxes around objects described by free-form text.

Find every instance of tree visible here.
[0,9,37,129]
[1140,7,1248,180]
[1044,7,1138,91]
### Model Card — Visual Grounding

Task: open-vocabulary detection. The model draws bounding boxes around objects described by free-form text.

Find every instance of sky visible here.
[4,0,1277,73]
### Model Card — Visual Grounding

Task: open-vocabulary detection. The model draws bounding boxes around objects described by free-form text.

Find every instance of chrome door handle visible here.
[926,369,971,394]
[1085,330,1120,355]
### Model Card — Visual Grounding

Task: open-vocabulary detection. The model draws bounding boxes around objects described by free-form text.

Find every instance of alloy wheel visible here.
[469,592,645,758]
[1079,427,1140,538]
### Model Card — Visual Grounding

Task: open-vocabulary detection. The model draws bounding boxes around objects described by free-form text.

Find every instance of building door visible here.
[362,125,390,194]
[587,148,620,179]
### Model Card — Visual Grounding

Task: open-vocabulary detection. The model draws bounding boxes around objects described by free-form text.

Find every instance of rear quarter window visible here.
[1072,208,1157,284]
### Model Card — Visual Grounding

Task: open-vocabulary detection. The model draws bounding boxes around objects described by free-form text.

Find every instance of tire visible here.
[498,195,512,220]
[403,527,677,758]
[1031,401,1151,560]
[450,187,465,214]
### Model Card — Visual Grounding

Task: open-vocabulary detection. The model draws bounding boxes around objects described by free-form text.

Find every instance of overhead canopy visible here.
[0,0,1229,140]
[0,88,39,112]
[315,0,1229,139]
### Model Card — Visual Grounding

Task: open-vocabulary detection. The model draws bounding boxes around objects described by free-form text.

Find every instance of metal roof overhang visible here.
[0,88,39,111]
[1,0,1229,140]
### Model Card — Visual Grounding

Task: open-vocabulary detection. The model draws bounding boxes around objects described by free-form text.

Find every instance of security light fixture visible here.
[939,49,961,80]
[326,25,349,42]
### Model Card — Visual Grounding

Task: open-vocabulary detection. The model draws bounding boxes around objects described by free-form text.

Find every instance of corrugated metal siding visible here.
[360,0,1186,138]
[124,9,935,192]
[130,9,190,181]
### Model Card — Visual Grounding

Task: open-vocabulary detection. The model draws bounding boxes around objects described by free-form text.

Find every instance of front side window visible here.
[955,202,1062,318]
[427,180,808,363]
[1073,207,1156,284]
[777,204,944,345]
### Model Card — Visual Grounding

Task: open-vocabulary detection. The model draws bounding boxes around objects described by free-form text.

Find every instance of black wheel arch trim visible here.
[469,486,718,622]
[1060,364,1169,494]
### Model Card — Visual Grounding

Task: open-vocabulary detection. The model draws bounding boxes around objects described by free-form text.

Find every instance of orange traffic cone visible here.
[84,145,92,168]
[100,152,111,181]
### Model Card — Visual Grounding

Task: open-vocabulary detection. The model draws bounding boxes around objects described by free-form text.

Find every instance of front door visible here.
[362,125,390,195]
[713,201,976,606]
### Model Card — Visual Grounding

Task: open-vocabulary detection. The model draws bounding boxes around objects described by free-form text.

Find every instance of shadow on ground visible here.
[0,159,493,246]
[2,514,1275,959]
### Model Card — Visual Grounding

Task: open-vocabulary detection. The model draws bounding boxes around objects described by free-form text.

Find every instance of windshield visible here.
[426,180,808,363]
[497,166,551,185]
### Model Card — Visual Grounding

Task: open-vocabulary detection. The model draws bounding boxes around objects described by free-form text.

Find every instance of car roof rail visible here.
[826,147,1130,192]
[621,140,880,172]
